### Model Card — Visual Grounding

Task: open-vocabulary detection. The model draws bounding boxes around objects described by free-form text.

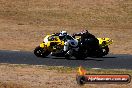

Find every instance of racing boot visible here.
[64,50,73,59]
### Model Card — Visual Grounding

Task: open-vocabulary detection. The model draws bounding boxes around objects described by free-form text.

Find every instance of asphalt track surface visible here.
[0,50,132,69]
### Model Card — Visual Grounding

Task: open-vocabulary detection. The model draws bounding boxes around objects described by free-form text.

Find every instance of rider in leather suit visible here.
[59,31,78,53]
[52,31,79,56]
[72,30,99,50]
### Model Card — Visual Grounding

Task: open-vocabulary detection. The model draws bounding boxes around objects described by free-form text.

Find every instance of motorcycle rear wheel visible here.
[94,46,109,58]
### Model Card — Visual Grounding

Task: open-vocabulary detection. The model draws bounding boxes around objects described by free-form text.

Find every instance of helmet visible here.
[59,31,67,40]
[59,31,67,36]
[81,29,89,34]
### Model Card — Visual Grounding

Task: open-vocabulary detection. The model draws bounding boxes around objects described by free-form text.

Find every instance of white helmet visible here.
[59,31,67,36]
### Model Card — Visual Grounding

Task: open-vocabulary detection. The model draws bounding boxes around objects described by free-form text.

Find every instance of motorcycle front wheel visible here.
[34,46,50,58]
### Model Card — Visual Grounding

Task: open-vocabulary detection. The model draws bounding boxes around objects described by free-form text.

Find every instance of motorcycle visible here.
[34,34,64,57]
[34,33,113,59]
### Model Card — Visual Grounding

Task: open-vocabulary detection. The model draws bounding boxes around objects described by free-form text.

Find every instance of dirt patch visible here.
[0,18,131,54]
[0,0,131,54]
[0,1,132,88]
[0,82,29,88]
[0,64,131,88]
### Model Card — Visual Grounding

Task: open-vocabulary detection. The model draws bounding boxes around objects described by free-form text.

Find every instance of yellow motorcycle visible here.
[34,34,113,58]
[34,34,65,57]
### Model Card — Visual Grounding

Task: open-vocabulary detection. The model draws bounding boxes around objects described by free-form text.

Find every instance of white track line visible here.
[11,50,20,52]
[92,68,102,69]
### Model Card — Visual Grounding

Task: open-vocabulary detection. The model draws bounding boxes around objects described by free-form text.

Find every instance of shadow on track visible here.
[52,56,116,61]
[52,57,104,61]
[0,50,132,69]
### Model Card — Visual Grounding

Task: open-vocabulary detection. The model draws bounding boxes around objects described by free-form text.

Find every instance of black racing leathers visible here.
[73,32,99,50]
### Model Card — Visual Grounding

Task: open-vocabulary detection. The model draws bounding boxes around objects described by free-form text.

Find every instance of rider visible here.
[58,31,68,41]
[59,31,79,55]
[72,29,99,50]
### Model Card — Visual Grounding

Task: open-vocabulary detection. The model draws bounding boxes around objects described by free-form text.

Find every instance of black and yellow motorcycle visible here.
[34,33,113,59]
